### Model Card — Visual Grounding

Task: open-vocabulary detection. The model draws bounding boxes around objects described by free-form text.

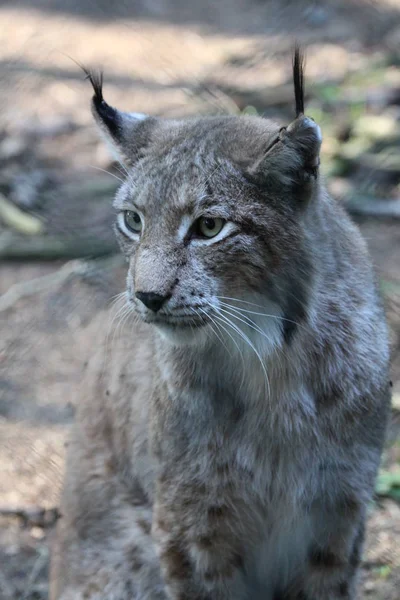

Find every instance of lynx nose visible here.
[135,291,170,313]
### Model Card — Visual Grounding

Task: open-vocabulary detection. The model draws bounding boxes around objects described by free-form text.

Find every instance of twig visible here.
[21,546,49,600]
[0,193,44,235]
[0,571,15,600]
[0,506,60,527]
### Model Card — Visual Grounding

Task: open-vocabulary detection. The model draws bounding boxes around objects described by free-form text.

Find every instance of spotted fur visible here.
[50,50,391,600]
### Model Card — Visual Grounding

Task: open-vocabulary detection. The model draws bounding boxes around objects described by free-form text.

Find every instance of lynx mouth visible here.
[133,302,211,329]
[146,314,210,346]
[144,315,208,330]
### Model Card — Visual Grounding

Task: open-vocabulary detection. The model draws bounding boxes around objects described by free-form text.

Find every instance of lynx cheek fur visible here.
[50,49,391,600]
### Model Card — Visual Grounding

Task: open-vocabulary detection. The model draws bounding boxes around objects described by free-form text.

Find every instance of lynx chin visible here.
[50,48,391,600]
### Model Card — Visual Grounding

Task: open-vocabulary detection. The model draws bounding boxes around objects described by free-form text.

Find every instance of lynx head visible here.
[86,48,322,349]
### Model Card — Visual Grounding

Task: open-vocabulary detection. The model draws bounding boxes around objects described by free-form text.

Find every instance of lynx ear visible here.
[248,46,322,190]
[281,113,322,178]
[83,68,154,166]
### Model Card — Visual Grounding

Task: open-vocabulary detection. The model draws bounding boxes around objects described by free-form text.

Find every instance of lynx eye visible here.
[124,210,142,234]
[196,217,225,239]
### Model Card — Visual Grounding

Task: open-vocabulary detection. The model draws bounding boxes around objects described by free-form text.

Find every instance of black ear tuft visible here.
[293,44,305,118]
[80,65,104,108]
[77,64,120,137]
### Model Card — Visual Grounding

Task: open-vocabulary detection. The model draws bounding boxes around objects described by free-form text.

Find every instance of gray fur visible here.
[50,64,391,600]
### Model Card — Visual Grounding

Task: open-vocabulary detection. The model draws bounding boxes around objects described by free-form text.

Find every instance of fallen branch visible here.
[0,255,123,312]
[0,229,118,260]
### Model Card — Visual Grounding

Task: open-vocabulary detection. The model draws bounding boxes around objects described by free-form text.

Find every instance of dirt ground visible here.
[0,1,400,598]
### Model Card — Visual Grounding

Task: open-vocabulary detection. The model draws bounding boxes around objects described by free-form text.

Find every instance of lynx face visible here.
[112,120,316,349]
[88,72,321,348]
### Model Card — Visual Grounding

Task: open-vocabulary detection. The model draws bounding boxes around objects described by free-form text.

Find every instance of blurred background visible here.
[0,1,399,598]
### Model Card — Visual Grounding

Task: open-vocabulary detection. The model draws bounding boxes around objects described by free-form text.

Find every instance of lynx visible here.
[50,49,391,599]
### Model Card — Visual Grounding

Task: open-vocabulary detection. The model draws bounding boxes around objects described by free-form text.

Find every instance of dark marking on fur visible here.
[295,593,309,600]
[231,401,245,423]
[337,495,360,518]
[309,546,344,569]
[130,478,150,506]
[124,580,135,596]
[104,458,115,475]
[282,267,310,344]
[83,583,102,598]
[282,295,306,344]
[216,463,230,476]
[349,521,365,568]
[315,382,342,410]
[161,542,192,580]
[203,553,243,581]
[196,535,215,550]
[157,517,168,531]
[207,505,229,520]
[338,581,349,596]
[137,518,151,535]
[128,545,143,571]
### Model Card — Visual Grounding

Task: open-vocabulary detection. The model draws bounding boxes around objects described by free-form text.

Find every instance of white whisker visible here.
[217,303,285,375]
[217,297,309,332]
[195,307,232,358]
[212,309,270,397]
[89,165,125,184]
[217,305,277,346]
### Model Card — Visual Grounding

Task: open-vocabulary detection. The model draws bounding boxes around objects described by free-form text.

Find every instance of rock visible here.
[344,195,400,218]
[12,117,79,139]
[364,580,377,593]
[358,151,400,182]
[0,136,27,161]
[340,137,373,161]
